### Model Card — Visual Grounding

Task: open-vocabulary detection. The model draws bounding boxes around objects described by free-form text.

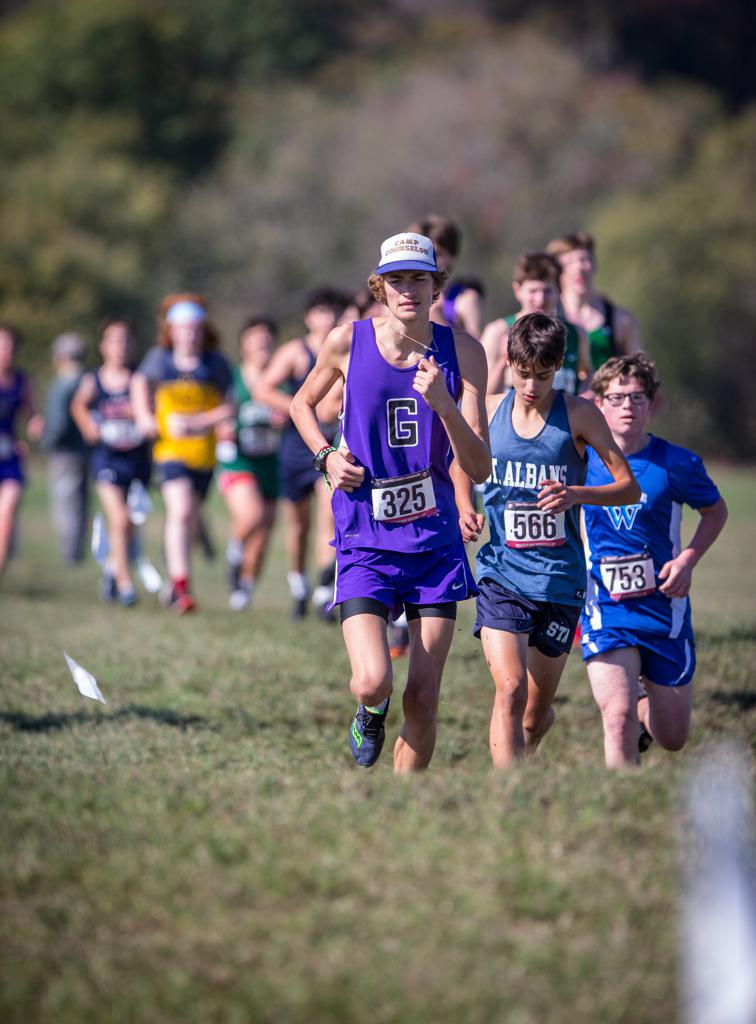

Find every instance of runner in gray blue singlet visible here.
[477,388,586,607]
[455,311,639,768]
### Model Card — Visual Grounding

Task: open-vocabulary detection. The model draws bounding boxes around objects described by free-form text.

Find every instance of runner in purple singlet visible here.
[291,232,490,771]
[0,323,44,578]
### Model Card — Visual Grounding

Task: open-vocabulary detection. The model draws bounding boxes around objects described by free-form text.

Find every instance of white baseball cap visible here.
[375,232,439,275]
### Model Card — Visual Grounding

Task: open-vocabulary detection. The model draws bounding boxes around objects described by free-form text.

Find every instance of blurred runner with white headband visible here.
[132,294,233,613]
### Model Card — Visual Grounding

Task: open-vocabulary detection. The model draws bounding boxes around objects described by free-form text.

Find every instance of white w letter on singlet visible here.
[605,504,642,530]
[387,398,418,448]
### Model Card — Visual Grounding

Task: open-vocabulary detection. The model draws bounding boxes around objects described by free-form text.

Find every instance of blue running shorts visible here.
[581,626,696,687]
[156,460,213,498]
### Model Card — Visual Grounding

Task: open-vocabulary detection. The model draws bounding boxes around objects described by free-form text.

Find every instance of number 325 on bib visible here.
[372,468,437,524]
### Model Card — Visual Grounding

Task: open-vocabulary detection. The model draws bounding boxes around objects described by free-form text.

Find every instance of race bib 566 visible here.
[504,501,566,548]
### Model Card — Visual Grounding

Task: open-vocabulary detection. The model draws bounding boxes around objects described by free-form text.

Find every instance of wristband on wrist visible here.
[312,444,337,475]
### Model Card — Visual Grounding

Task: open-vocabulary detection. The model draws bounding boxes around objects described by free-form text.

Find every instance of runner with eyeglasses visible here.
[582,355,728,767]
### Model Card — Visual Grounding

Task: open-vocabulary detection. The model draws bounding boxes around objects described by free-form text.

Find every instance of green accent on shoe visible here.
[351,719,363,748]
[365,705,385,715]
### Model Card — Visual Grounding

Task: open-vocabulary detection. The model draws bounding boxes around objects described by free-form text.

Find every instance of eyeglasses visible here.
[602,392,649,407]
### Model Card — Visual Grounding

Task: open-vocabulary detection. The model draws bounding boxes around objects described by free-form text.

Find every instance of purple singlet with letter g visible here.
[331,318,462,554]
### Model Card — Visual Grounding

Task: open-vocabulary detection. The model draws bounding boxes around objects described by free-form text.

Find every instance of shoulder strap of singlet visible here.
[431,322,461,391]
[549,387,568,426]
[233,362,249,401]
[93,369,107,399]
[431,320,453,354]
[489,384,514,434]
[301,338,317,374]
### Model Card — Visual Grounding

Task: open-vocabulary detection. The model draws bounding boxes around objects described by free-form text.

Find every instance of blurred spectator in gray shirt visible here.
[41,333,91,562]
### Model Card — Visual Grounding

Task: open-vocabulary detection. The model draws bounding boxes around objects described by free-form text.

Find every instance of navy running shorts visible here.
[473,576,581,658]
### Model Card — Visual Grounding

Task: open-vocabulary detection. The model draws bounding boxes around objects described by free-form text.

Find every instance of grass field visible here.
[1,462,754,1023]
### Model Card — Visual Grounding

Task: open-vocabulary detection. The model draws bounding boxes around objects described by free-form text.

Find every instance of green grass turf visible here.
[1,461,754,1023]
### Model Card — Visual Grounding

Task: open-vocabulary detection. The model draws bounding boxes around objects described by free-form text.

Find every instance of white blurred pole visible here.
[682,743,756,1024]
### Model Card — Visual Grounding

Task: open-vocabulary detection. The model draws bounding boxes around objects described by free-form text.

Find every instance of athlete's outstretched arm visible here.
[451,459,484,543]
[658,497,728,598]
[413,332,490,484]
[289,324,364,493]
[130,372,158,439]
[616,308,643,355]
[480,319,508,394]
[254,342,302,417]
[21,377,44,443]
[538,397,640,512]
[454,288,484,340]
[70,373,101,446]
[169,399,235,437]
[452,390,505,542]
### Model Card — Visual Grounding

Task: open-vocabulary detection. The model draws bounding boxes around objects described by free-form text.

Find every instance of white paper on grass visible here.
[64,653,107,704]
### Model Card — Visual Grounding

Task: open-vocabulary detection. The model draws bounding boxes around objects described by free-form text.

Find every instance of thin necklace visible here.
[387,321,436,357]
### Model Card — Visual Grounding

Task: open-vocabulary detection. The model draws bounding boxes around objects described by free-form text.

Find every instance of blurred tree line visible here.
[0,0,754,457]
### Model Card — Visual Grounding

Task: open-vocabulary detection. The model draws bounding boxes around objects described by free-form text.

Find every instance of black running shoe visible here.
[639,722,654,753]
[349,701,390,767]
[227,561,241,592]
[99,568,117,603]
[637,681,653,752]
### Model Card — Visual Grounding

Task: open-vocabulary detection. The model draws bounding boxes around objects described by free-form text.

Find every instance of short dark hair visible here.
[406,214,461,257]
[98,315,136,340]
[592,354,660,400]
[239,315,278,340]
[513,252,560,287]
[508,312,566,370]
[304,287,348,316]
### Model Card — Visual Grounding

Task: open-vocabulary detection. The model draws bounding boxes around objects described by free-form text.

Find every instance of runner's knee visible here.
[402,682,440,725]
[350,662,392,705]
[493,676,527,717]
[602,707,636,746]
[652,719,689,751]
